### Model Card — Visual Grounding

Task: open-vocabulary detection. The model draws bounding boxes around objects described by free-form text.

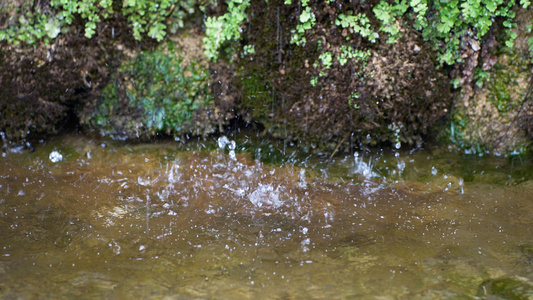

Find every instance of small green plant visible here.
[317,52,333,69]
[203,0,250,61]
[474,68,490,88]
[243,44,255,55]
[373,0,408,43]
[290,6,316,46]
[335,11,378,43]
[310,76,318,87]
[337,45,370,67]
[0,0,196,45]
[348,92,361,109]
[372,0,531,65]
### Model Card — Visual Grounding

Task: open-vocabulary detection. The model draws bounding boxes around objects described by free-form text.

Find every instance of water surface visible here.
[1,134,532,299]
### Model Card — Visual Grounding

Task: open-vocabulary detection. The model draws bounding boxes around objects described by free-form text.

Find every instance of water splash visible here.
[218,135,237,160]
[49,150,63,163]
[431,166,438,176]
[395,152,405,174]
[458,177,464,194]
[248,183,283,208]
[298,169,307,187]
[217,136,230,149]
[352,152,379,178]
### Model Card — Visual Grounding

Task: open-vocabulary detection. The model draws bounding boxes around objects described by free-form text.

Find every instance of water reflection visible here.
[0,134,532,298]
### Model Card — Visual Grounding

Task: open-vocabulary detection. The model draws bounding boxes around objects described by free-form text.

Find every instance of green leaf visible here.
[485,1,497,12]
[300,8,312,23]
[84,21,96,38]
[44,17,61,39]
[149,22,166,41]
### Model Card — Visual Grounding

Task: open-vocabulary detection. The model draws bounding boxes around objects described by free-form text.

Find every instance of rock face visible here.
[479,276,533,299]
[448,9,533,154]
[78,30,228,140]
[1,1,532,154]
[0,34,106,143]
[0,10,134,144]
[232,0,451,152]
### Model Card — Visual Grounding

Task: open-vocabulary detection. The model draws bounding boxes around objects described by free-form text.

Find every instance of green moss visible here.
[443,42,532,155]
[85,42,212,139]
[443,111,469,148]
[240,67,274,121]
[487,58,527,117]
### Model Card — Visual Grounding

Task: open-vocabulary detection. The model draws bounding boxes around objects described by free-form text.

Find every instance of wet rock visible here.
[327,233,377,262]
[520,244,533,257]
[79,31,221,140]
[234,1,451,152]
[0,16,127,143]
[448,9,533,154]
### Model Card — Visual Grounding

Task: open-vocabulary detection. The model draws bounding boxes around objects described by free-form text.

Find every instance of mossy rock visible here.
[232,0,451,153]
[446,9,533,155]
[80,37,218,140]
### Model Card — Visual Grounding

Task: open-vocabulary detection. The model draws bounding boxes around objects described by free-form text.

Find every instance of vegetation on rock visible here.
[445,8,533,154]
[1,0,532,153]
[0,0,197,44]
[81,42,215,140]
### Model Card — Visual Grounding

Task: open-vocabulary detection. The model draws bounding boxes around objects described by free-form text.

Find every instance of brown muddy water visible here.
[1,133,532,299]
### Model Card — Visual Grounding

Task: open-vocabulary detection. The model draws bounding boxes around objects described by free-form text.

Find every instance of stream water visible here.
[1,133,532,299]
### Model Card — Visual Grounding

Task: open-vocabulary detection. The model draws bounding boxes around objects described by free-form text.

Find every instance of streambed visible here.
[1,134,532,299]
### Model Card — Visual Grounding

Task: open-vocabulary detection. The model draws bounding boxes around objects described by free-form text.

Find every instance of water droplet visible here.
[298,169,307,187]
[229,150,236,160]
[458,177,464,194]
[217,136,229,149]
[228,140,236,150]
[49,150,63,163]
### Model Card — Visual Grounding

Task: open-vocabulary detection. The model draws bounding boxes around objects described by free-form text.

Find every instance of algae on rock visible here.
[446,8,533,155]
[80,36,218,140]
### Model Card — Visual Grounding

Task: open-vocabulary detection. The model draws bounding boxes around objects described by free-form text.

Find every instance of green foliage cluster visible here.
[290,6,316,46]
[289,3,379,47]
[0,0,196,44]
[373,0,531,65]
[203,0,250,61]
[2,0,532,68]
[0,2,54,44]
[202,0,532,69]
[309,47,370,86]
[335,12,378,43]
[89,43,212,137]
[338,45,370,67]
[317,52,333,69]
